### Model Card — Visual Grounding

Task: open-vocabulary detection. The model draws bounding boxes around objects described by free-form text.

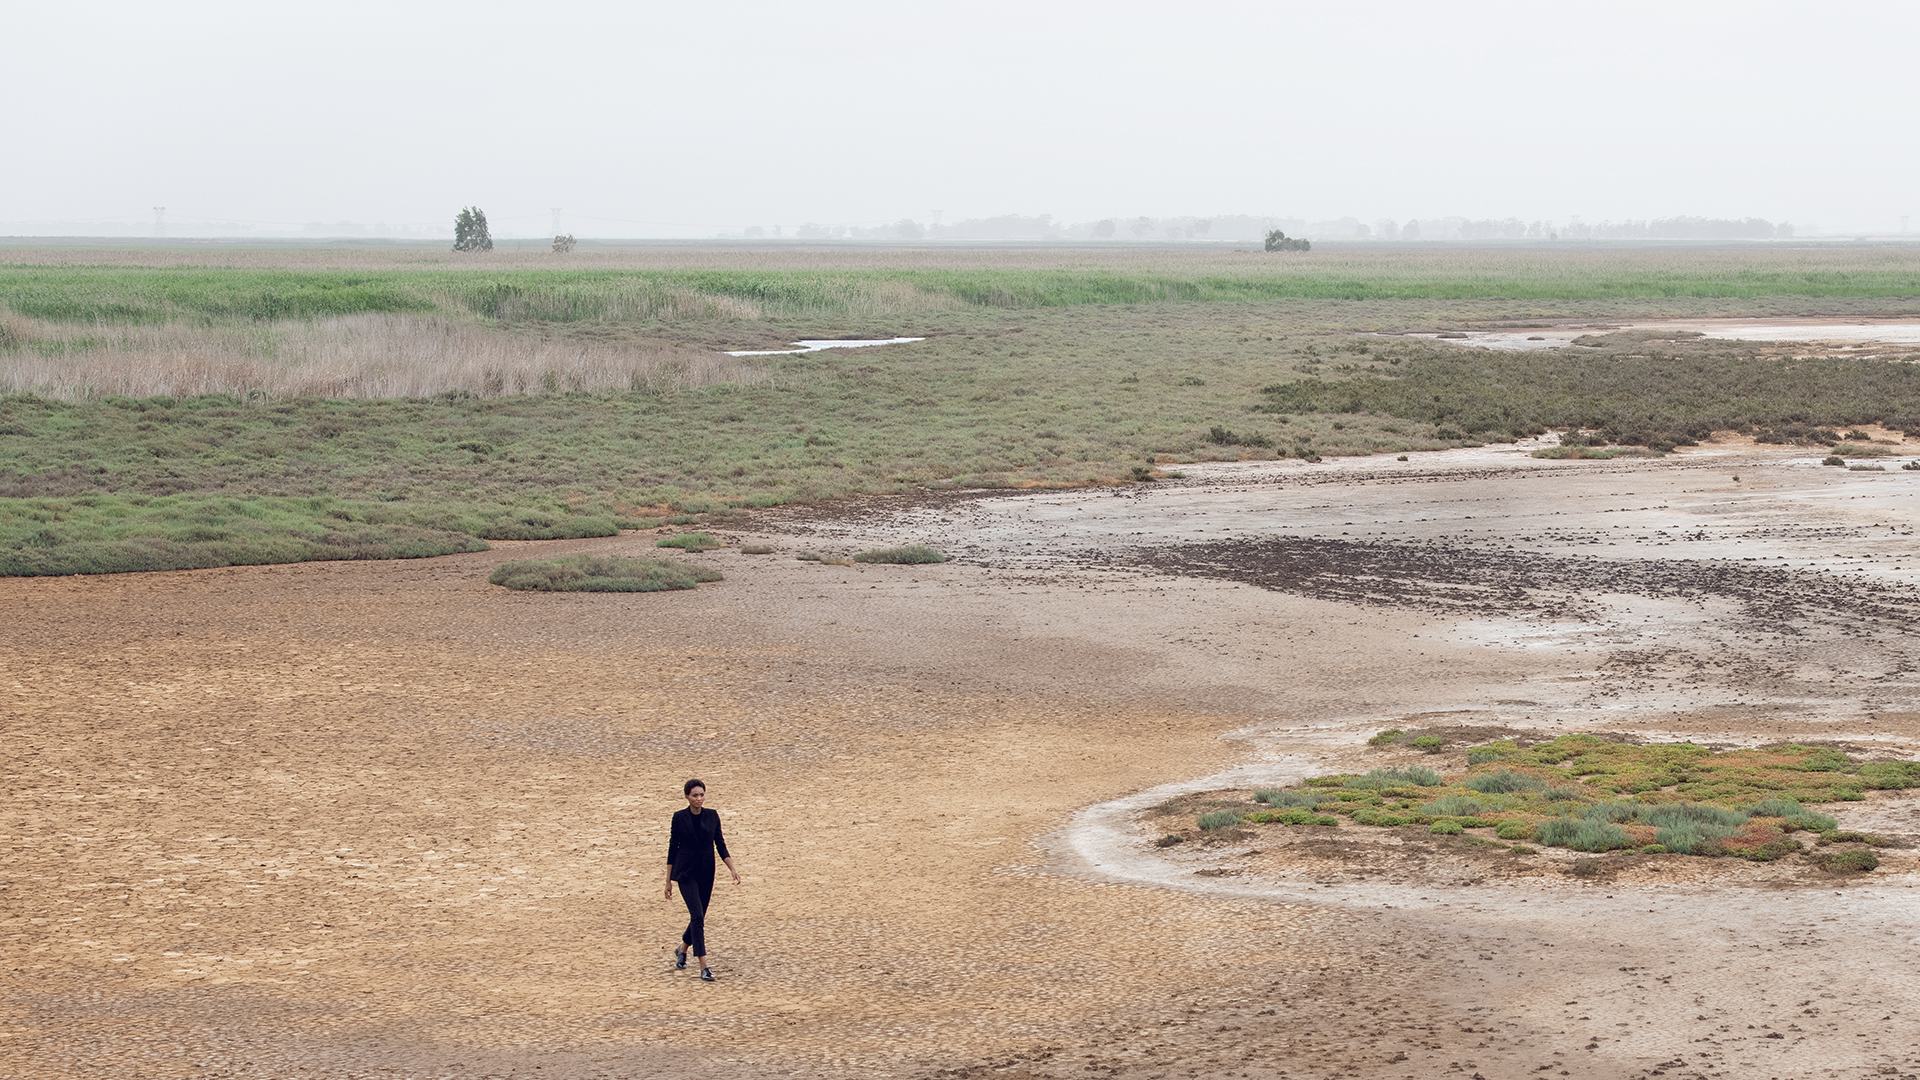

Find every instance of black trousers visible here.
[677,874,714,957]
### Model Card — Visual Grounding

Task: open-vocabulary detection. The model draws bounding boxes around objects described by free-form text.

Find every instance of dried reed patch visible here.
[0,312,762,401]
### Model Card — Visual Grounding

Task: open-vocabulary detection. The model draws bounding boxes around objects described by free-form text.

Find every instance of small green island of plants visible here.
[488,554,721,592]
[1195,734,1916,870]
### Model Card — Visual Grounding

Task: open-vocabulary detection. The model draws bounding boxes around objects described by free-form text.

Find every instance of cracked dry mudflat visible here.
[9,444,1920,1079]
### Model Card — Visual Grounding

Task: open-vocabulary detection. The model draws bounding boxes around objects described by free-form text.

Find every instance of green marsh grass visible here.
[657,532,722,551]
[852,545,945,564]
[488,554,722,592]
[8,243,1920,575]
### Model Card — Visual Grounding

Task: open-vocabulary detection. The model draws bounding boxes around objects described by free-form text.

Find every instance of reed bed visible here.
[0,311,764,401]
[3,245,1917,329]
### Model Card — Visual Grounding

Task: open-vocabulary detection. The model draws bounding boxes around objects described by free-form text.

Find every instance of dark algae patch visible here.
[1131,535,1920,629]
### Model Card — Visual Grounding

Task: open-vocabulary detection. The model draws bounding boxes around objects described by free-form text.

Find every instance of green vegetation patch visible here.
[1812,849,1880,873]
[1196,810,1242,830]
[852,544,946,564]
[656,532,722,551]
[1253,735,1917,863]
[1246,808,1338,826]
[9,248,1920,576]
[1260,341,1920,452]
[488,554,721,592]
[0,492,489,575]
[6,252,1919,327]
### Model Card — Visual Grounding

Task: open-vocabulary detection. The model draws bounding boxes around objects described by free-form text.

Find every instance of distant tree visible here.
[551,233,576,253]
[453,207,493,252]
[1093,218,1116,239]
[1264,229,1311,252]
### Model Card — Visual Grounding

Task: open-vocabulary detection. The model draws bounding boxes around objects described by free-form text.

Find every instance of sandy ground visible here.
[7,441,1920,1079]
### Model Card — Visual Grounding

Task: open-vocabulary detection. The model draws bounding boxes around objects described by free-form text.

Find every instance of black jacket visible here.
[666,807,730,881]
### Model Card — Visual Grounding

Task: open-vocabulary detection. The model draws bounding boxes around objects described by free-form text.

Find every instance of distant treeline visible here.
[769,214,1796,244]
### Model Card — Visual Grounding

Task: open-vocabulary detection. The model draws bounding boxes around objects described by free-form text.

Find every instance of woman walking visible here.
[665,778,739,981]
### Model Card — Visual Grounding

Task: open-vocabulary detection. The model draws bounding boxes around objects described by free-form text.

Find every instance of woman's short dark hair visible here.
[683,778,706,796]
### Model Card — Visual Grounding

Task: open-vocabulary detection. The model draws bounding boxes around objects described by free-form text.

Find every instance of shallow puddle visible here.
[724,336,924,357]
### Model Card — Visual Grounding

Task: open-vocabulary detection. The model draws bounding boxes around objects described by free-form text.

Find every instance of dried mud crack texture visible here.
[9,448,1920,1080]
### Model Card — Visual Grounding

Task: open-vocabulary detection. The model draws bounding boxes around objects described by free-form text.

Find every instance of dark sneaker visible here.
[674,946,687,970]
[700,968,715,982]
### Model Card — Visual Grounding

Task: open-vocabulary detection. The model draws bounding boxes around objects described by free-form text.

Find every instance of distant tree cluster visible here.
[747,213,1795,246]
[1571,217,1792,240]
[1264,229,1311,252]
[551,233,577,253]
[453,207,493,252]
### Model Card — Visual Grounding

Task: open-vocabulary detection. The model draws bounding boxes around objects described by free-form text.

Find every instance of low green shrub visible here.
[1249,808,1338,826]
[1819,830,1892,847]
[1196,810,1242,830]
[1429,820,1464,835]
[1367,728,1405,747]
[853,545,946,564]
[1653,821,1725,854]
[1637,803,1746,829]
[1465,768,1545,795]
[1350,767,1443,788]
[1495,819,1534,841]
[1410,735,1444,752]
[1813,849,1879,872]
[1465,740,1518,765]
[1640,844,1669,855]
[1422,794,1493,817]
[1352,810,1417,827]
[1859,761,1920,789]
[1748,796,1811,817]
[1254,788,1323,808]
[488,555,722,592]
[1823,455,1846,466]
[1535,816,1633,852]
[657,532,721,551]
[1791,748,1851,772]
[739,543,775,554]
[1746,796,1838,832]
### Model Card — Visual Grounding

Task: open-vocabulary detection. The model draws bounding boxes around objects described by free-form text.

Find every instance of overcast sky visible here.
[5,1,1916,237]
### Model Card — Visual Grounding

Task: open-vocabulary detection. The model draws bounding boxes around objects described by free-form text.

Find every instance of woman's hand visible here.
[664,880,675,900]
